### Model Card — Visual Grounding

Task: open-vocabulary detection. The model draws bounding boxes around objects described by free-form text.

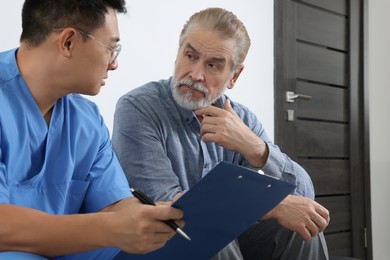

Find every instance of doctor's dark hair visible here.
[179,7,251,72]
[20,0,127,46]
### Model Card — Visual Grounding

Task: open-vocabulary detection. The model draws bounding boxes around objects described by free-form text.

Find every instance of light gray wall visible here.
[1,1,389,258]
[367,0,390,259]
[93,1,275,139]
[0,1,274,139]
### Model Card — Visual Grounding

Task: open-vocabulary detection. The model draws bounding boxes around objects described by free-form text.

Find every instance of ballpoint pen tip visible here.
[177,228,191,241]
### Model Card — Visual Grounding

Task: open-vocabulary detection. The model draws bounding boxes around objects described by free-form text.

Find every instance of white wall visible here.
[95,1,275,139]
[367,0,390,259]
[0,1,274,139]
[2,1,389,259]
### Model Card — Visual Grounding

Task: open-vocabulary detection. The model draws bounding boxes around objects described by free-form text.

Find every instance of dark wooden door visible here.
[274,0,371,258]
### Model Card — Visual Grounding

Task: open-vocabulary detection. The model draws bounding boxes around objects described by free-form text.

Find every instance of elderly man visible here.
[113,7,330,260]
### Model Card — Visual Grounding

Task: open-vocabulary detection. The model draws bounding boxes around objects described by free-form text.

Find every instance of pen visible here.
[130,188,191,241]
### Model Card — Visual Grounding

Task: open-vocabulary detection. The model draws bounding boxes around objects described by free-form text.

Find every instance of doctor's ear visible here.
[56,28,78,57]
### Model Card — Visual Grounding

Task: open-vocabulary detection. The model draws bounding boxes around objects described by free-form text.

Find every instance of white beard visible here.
[171,78,228,110]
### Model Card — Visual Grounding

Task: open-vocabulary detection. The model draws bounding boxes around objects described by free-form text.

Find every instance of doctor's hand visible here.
[261,195,330,241]
[194,99,268,168]
[101,197,184,254]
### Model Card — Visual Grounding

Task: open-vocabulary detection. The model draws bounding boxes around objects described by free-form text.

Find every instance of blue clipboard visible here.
[115,162,295,260]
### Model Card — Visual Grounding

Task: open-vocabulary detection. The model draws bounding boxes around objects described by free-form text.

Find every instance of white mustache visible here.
[178,79,208,95]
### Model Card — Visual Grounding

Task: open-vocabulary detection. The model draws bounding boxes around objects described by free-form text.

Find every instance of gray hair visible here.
[179,7,251,72]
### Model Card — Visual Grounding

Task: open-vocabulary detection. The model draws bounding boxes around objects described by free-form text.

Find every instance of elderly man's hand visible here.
[262,195,330,241]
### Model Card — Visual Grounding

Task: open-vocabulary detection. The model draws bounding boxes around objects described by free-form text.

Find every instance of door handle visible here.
[285,91,312,103]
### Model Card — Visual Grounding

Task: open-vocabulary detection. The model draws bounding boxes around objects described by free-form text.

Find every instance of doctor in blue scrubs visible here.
[0,0,184,259]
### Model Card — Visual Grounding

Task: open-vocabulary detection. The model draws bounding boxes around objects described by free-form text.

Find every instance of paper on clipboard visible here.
[115,161,295,260]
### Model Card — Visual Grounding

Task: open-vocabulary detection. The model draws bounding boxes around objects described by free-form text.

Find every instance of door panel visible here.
[297,4,347,50]
[325,232,352,256]
[296,81,348,122]
[297,159,350,195]
[275,0,369,258]
[297,43,347,86]
[295,121,348,157]
[316,196,351,233]
[301,0,347,14]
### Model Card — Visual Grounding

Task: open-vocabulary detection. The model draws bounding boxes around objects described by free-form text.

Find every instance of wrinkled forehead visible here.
[182,27,236,64]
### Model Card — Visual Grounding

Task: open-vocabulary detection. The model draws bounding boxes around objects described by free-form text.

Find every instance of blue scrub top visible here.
[0,48,132,214]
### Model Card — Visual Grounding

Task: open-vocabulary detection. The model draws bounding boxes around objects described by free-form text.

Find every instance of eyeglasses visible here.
[74,28,121,65]
[53,28,121,65]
